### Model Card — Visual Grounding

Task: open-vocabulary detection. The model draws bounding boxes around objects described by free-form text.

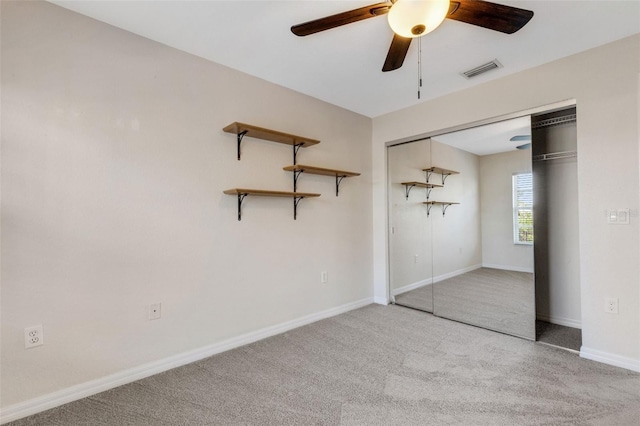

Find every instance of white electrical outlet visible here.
[414,254,419,263]
[24,325,44,349]
[149,303,162,320]
[605,298,619,314]
[321,271,328,284]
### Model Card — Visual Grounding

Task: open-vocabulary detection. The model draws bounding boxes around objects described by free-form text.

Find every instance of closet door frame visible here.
[384,99,577,328]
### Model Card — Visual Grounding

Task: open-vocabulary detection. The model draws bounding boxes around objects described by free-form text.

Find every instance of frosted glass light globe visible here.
[387,0,450,38]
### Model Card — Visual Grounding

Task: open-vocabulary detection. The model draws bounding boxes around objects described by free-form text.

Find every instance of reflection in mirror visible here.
[431,116,536,340]
[388,139,433,312]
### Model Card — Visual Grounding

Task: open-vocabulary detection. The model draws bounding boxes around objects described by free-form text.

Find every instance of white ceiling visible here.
[432,115,531,156]
[50,1,639,118]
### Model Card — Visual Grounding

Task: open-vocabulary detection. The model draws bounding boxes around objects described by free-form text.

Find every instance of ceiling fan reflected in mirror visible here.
[510,134,531,149]
[291,0,534,72]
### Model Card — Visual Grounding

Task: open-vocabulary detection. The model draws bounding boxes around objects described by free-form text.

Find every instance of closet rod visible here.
[533,151,577,162]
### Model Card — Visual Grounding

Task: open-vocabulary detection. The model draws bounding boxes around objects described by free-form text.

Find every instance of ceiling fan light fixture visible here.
[387,0,450,38]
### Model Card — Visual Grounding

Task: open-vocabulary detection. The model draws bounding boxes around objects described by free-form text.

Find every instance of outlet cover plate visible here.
[24,325,44,349]
[605,297,619,314]
[149,303,162,320]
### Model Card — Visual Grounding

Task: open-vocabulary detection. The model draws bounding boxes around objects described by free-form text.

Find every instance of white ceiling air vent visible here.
[461,59,502,79]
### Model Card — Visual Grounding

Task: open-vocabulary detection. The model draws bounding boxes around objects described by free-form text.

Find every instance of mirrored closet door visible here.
[387,116,537,340]
[388,138,433,312]
[430,117,536,340]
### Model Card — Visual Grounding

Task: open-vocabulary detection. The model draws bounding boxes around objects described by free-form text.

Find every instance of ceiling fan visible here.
[291,0,534,72]
[510,134,531,150]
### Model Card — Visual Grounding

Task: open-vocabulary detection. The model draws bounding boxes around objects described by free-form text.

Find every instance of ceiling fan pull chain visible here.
[418,36,422,99]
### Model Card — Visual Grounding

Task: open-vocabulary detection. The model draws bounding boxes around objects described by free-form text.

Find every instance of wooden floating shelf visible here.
[223,188,320,198]
[423,166,460,185]
[223,122,359,220]
[223,122,320,162]
[401,181,443,200]
[284,164,360,196]
[423,167,459,175]
[400,181,443,188]
[284,165,359,178]
[224,188,320,221]
[423,201,460,205]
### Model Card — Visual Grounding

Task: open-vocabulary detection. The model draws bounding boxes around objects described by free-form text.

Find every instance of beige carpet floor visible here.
[8,304,639,425]
[394,268,535,339]
[394,284,433,312]
[536,320,582,352]
[433,268,535,340]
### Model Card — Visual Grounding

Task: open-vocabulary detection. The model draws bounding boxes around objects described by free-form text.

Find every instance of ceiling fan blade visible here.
[382,34,412,72]
[447,0,534,34]
[291,2,390,36]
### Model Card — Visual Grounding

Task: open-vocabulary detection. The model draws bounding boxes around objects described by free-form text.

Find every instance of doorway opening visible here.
[532,107,582,353]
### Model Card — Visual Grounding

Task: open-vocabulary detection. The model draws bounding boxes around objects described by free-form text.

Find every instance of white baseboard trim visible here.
[536,313,582,329]
[580,346,640,373]
[482,263,534,274]
[0,297,374,425]
[433,264,482,284]
[391,279,432,296]
[390,265,482,296]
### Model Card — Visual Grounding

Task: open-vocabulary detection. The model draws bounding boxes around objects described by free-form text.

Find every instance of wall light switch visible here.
[617,209,630,224]
[608,209,630,224]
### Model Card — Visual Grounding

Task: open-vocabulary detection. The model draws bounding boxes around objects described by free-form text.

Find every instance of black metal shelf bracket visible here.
[405,183,433,200]
[404,184,416,200]
[294,170,346,197]
[236,193,248,221]
[293,143,303,165]
[425,170,451,185]
[293,196,306,220]
[336,175,346,197]
[426,203,454,218]
[236,130,248,161]
[292,169,304,192]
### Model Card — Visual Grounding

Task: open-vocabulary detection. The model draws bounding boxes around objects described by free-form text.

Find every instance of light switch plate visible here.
[608,209,630,224]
